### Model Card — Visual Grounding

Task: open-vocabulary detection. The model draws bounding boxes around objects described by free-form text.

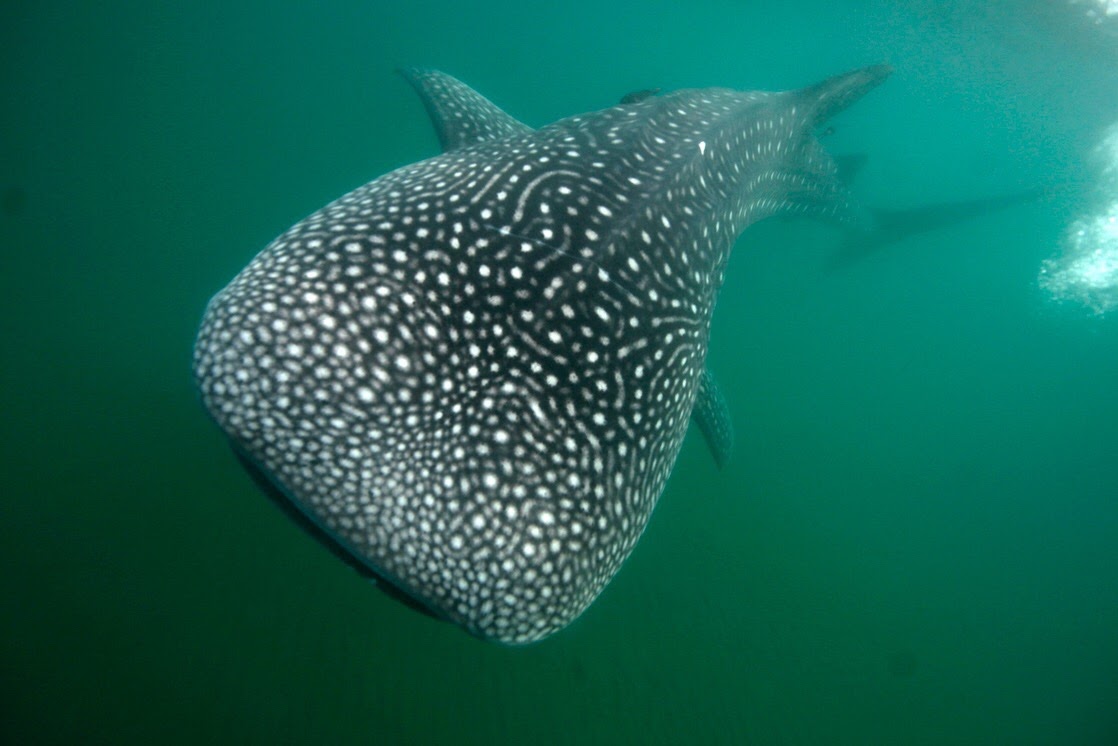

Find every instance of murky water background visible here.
[3,1,1117,743]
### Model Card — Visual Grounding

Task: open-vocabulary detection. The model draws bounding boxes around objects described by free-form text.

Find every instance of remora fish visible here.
[193,65,890,644]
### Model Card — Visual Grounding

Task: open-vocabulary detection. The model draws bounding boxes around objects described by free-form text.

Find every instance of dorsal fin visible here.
[398,68,532,151]
[619,87,661,105]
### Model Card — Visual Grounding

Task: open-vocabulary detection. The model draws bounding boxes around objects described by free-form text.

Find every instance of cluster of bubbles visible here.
[1038,124,1118,315]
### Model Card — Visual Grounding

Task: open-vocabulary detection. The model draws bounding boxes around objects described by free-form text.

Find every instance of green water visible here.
[3,1,1118,743]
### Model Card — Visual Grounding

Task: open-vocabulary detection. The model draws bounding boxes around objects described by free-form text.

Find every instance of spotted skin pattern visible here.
[404,69,737,471]
[193,66,890,645]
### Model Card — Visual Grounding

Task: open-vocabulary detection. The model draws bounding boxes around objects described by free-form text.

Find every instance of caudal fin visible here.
[798,64,892,125]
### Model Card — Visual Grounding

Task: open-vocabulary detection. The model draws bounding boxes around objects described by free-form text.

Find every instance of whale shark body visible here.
[193,65,890,644]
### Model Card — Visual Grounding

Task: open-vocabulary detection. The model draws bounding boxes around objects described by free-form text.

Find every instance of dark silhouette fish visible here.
[824,188,1046,272]
[193,65,890,644]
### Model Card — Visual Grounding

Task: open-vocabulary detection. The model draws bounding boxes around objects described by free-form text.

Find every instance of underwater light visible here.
[1040,207,1118,314]
[1039,124,1118,315]
[1071,0,1118,24]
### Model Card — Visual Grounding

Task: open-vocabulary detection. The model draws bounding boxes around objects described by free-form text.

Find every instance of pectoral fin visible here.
[692,368,734,470]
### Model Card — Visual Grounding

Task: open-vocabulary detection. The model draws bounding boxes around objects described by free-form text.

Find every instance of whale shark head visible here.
[193,65,890,644]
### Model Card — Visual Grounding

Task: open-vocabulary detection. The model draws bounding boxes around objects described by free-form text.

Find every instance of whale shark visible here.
[193,65,891,644]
